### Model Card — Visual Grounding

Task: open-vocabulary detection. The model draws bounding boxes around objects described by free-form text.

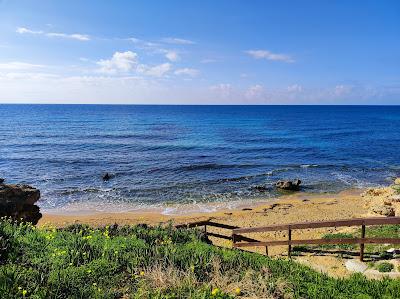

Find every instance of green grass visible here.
[1,219,400,298]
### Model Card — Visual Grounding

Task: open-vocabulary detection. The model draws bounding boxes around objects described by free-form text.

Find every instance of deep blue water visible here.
[0,105,399,212]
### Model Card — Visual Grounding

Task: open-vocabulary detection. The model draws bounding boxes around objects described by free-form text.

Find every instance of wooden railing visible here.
[231,217,400,261]
[175,220,265,250]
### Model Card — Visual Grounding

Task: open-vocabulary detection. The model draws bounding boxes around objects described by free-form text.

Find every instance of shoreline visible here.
[39,188,366,227]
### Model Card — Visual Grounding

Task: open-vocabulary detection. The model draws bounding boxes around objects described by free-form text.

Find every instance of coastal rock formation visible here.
[362,178,400,217]
[275,179,301,191]
[0,181,42,224]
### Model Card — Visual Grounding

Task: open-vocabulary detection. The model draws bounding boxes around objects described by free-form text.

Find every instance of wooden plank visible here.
[233,237,400,248]
[206,221,239,230]
[235,234,262,243]
[360,224,366,261]
[206,232,232,240]
[175,221,209,229]
[232,217,400,234]
[288,228,292,259]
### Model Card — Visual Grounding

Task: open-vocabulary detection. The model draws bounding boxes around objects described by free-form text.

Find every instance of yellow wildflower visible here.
[140,271,145,276]
[211,288,219,296]
[234,287,241,295]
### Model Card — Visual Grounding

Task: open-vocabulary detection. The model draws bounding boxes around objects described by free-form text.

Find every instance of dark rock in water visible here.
[275,179,301,191]
[0,183,42,224]
[102,173,111,181]
[0,178,4,184]
[253,185,268,192]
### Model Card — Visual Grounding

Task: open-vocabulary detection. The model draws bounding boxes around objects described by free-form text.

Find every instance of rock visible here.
[389,195,400,202]
[0,178,4,184]
[0,183,42,224]
[395,178,400,185]
[253,185,268,192]
[102,173,111,181]
[371,204,395,217]
[345,260,368,273]
[275,179,301,191]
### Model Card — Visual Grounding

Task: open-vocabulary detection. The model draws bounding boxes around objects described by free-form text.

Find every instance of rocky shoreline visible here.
[0,179,42,224]
[362,178,400,217]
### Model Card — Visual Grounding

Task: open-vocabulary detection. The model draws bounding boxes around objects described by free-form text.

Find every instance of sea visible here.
[1,105,399,214]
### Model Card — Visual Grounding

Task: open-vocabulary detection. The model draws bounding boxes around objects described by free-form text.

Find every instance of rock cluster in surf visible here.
[362,178,400,217]
[0,179,42,224]
[275,179,301,191]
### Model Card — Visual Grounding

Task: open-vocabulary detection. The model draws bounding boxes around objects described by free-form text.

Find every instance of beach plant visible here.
[377,262,394,273]
[0,218,400,298]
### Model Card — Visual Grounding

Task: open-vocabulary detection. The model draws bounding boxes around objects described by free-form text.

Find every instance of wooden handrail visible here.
[231,216,400,261]
[176,217,400,261]
[233,237,400,248]
[232,217,400,234]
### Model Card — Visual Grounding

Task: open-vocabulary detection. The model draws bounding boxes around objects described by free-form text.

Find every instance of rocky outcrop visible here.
[0,181,42,224]
[362,178,400,217]
[275,179,301,191]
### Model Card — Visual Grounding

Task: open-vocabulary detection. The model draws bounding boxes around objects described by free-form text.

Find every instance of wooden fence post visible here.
[288,226,292,259]
[232,233,236,248]
[360,224,365,261]
[265,246,269,256]
[204,224,207,235]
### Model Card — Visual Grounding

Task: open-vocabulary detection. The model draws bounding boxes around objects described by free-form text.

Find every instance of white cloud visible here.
[165,51,180,62]
[0,61,45,70]
[16,27,90,41]
[334,84,353,96]
[287,84,303,92]
[46,32,90,41]
[246,50,294,63]
[16,27,43,34]
[162,37,195,45]
[245,84,264,99]
[174,68,199,77]
[138,63,172,77]
[97,51,138,74]
[210,83,233,98]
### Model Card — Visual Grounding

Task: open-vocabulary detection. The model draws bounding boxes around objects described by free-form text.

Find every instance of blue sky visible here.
[0,0,399,104]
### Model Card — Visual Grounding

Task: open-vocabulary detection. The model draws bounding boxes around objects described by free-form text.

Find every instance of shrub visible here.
[377,262,394,273]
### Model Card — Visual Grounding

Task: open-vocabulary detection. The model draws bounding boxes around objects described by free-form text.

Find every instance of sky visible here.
[0,0,399,104]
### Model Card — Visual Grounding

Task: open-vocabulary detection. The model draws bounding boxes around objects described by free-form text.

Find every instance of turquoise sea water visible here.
[0,105,399,212]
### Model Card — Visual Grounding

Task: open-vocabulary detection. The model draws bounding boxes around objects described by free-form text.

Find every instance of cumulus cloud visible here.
[165,51,180,62]
[174,68,199,77]
[245,50,294,63]
[97,51,138,74]
[162,37,195,45]
[16,27,90,41]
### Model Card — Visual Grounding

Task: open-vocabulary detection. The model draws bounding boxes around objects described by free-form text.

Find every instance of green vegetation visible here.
[1,219,400,298]
[377,263,394,273]
[321,233,356,250]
